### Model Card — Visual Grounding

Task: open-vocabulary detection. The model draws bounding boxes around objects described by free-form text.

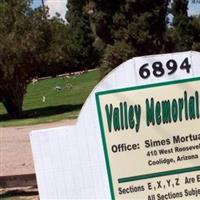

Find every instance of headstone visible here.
[31,51,200,200]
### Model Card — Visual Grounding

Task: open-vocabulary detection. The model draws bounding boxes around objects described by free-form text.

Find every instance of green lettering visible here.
[184,91,188,120]
[129,106,134,129]
[189,96,195,120]
[178,98,184,121]
[172,99,178,122]
[155,102,161,125]
[195,91,200,119]
[120,102,124,130]
[124,102,128,129]
[114,108,120,131]
[135,105,141,132]
[146,98,155,126]
[162,100,171,124]
[105,104,113,132]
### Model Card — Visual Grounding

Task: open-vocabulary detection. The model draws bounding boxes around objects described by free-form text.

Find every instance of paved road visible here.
[0,120,76,176]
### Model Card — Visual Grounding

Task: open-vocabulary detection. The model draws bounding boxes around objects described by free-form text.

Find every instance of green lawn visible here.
[0,69,100,127]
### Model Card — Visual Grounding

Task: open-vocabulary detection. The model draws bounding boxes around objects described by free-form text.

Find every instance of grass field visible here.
[0,69,101,127]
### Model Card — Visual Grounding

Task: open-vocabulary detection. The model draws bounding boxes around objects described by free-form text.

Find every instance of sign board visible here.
[96,77,200,199]
[30,51,200,200]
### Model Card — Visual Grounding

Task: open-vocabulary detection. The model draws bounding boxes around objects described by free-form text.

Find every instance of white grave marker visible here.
[31,51,200,200]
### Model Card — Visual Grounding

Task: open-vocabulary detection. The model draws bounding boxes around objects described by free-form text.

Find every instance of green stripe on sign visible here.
[118,166,200,183]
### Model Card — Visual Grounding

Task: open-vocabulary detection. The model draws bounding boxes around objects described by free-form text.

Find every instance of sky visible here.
[188,0,200,16]
[32,0,68,19]
[32,0,200,19]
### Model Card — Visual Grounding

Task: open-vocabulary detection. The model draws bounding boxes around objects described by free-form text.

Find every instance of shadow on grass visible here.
[0,104,83,122]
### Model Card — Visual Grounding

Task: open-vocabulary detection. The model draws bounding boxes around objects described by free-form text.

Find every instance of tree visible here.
[39,16,72,77]
[66,0,98,70]
[0,0,37,117]
[89,0,170,73]
[0,0,70,118]
[100,41,133,76]
[171,0,193,51]
[191,16,200,51]
[118,0,169,55]
[86,0,121,46]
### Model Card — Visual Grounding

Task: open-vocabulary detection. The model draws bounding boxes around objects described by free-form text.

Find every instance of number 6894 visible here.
[139,57,191,79]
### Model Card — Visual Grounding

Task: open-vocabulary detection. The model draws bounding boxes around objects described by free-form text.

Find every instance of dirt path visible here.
[0,120,76,176]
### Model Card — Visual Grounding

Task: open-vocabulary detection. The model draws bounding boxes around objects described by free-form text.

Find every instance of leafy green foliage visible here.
[191,16,200,51]
[170,0,200,52]
[171,0,188,17]
[0,0,40,117]
[38,17,71,77]
[100,41,134,76]
[91,0,170,73]
[171,0,193,51]
[0,0,70,117]
[89,0,121,45]
[66,0,99,70]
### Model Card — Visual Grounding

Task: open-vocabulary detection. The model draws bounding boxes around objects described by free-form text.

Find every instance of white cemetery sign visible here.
[31,51,200,200]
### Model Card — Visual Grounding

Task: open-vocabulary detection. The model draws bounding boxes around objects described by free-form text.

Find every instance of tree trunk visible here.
[2,85,25,118]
